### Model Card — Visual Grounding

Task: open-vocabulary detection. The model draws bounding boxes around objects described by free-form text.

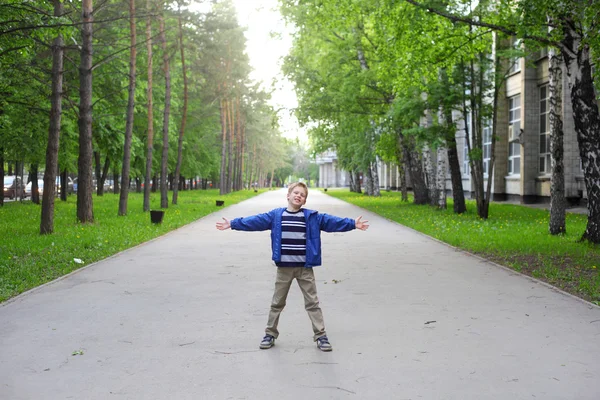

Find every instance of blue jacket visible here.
[230,207,356,267]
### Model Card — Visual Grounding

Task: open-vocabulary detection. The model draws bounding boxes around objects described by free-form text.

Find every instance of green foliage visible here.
[0,189,261,302]
[327,189,600,303]
[279,0,500,177]
[1,0,281,191]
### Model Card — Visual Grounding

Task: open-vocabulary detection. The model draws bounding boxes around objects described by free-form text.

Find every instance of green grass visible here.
[0,189,259,302]
[325,189,600,304]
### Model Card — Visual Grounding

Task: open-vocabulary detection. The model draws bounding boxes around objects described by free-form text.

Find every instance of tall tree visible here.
[548,47,566,235]
[118,0,138,216]
[77,0,94,224]
[158,10,171,209]
[172,7,189,205]
[40,0,65,234]
[143,0,155,212]
[404,0,600,242]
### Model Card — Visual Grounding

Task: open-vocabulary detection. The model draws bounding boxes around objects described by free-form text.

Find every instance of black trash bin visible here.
[150,210,165,224]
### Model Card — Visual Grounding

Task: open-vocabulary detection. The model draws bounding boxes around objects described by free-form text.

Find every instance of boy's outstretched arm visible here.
[216,217,231,230]
[355,216,369,231]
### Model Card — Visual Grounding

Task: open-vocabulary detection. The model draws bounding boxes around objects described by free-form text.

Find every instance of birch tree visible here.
[404,0,600,242]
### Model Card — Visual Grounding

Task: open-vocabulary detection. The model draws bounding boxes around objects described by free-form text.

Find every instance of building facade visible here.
[319,47,588,205]
[315,150,350,188]
[454,47,586,204]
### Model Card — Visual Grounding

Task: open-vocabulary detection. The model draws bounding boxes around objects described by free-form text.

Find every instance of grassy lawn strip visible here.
[0,189,259,302]
[325,189,600,305]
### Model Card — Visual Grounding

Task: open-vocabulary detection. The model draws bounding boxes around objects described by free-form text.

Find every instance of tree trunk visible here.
[443,114,466,213]
[159,12,171,209]
[548,48,566,235]
[462,59,486,219]
[77,0,94,224]
[227,98,234,193]
[232,99,239,191]
[172,10,188,206]
[472,58,487,219]
[399,163,408,201]
[394,131,408,201]
[219,97,227,195]
[40,0,64,234]
[118,0,137,215]
[436,145,447,209]
[485,53,502,218]
[100,156,110,196]
[94,151,102,195]
[247,142,255,190]
[30,164,40,204]
[422,144,436,206]
[113,169,119,194]
[237,123,245,191]
[364,164,374,195]
[560,32,600,243]
[354,170,362,194]
[401,133,428,205]
[437,68,466,213]
[370,160,381,196]
[143,0,154,212]
[60,170,67,201]
[269,168,275,189]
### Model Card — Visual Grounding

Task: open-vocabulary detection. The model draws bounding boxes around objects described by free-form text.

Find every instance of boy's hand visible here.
[216,217,231,230]
[355,216,369,231]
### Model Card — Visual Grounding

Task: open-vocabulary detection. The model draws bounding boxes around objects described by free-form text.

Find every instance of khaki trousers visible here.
[265,267,326,341]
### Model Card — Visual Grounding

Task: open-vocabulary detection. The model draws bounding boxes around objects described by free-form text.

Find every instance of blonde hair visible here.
[287,182,308,198]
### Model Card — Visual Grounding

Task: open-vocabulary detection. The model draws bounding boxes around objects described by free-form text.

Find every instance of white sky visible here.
[231,0,305,142]
[192,0,305,142]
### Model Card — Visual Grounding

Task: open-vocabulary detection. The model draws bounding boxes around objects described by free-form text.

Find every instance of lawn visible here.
[0,189,259,302]
[325,189,600,304]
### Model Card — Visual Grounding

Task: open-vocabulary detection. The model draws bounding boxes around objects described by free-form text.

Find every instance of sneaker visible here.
[316,336,333,352]
[259,334,275,349]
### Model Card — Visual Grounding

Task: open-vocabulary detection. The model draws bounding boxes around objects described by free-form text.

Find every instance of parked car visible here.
[25,179,44,197]
[56,176,74,195]
[72,177,98,194]
[3,176,26,199]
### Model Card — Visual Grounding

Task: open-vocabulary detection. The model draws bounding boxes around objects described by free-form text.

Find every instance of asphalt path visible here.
[1,189,599,400]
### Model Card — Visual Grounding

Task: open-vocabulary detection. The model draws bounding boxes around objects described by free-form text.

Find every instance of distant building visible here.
[315,150,349,188]
[454,45,586,204]
[319,46,588,205]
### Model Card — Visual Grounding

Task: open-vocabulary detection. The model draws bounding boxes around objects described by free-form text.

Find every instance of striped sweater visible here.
[276,209,306,267]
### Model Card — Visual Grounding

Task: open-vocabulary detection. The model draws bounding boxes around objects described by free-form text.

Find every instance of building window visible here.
[508,95,521,175]
[483,123,492,176]
[463,139,470,176]
[539,85,550,174]
[509,37,522,74]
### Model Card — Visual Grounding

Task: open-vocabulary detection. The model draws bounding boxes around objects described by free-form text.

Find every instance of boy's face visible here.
[287,186,307,210]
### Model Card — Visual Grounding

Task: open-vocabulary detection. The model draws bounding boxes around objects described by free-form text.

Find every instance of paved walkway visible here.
[1,189,599,400]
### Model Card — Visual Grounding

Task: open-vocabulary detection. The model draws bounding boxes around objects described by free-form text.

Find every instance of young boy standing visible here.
[215,182,369,351]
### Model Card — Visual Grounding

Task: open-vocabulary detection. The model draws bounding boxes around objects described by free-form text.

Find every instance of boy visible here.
[215,182,369,351]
